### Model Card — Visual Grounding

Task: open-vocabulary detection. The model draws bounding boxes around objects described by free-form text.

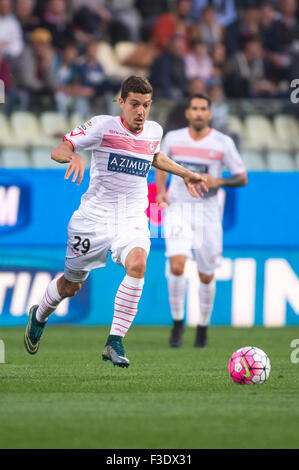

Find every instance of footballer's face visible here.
[185,97,212,131]
[119,92,152,133]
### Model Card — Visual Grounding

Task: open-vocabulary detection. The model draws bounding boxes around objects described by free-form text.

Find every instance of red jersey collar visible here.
[120,116,144,135]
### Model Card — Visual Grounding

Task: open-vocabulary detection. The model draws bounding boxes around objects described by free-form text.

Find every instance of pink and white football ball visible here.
[228,346,271,385]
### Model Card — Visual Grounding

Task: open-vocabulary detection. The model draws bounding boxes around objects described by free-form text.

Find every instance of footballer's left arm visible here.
[205,172,248,189]
[152,151,208,198]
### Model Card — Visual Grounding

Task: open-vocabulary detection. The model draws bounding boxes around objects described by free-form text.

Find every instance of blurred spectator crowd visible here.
[0,0,299,120]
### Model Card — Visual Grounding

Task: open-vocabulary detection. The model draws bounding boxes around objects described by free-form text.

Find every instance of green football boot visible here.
[102,335,130,368]
[24,305,46,355]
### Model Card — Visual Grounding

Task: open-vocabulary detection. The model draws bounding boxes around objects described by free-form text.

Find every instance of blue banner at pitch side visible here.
[0,246,298,327]
[0,169,299,248]
[0,169,298,327]
[0,248,89,326]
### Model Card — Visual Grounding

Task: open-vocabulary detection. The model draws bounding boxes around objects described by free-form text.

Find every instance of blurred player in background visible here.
[24,76,208,368]
[156,94,247,348]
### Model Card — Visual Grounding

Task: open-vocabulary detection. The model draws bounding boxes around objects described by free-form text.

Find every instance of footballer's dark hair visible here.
[187,93,212,109]
[121,75,153,101]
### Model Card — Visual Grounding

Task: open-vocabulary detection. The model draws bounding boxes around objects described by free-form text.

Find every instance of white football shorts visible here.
[64,210,151,282]
[163,203,223,275]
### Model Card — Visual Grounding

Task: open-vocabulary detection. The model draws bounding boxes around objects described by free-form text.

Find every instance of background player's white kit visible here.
[36,114,164,352]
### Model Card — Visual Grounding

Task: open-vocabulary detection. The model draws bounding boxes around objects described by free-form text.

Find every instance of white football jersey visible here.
[161,127,246,224]
[64,115,163,220]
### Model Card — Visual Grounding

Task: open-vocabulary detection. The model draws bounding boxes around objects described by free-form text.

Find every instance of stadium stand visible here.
[1,108,298,171]
[10,111,53,147]
[0,0,298,171]
[243,115,291,152]
[273,115,299,152]
[0,113,16,147]
[1,147,31,168]
[96,41,121,78]
[226,114,245,140]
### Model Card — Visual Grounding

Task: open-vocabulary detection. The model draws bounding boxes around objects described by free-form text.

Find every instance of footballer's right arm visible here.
[51,140,85,186]
[156,169,169,206]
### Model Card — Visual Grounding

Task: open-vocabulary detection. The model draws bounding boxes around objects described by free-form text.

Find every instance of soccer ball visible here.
[228,346,271,385]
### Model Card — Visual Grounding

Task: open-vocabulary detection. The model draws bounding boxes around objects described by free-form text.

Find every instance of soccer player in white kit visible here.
[156,94,247,348]
[24,76,208,367]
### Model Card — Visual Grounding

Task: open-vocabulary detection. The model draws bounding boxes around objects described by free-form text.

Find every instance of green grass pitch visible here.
[0,325,299,449]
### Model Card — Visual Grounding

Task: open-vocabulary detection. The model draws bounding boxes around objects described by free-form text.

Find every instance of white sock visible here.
[36,279,63,323]
[167,272,186,321]
[110,275,144,337]
[198,279,216,326]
